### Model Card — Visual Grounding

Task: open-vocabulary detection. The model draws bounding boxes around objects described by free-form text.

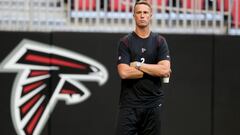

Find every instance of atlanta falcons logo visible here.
[0,39,108,135]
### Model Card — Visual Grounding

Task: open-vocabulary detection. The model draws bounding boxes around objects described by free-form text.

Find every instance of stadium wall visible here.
[0,31,239,135]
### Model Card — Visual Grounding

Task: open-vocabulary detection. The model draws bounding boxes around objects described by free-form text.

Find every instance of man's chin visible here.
[136,23,148,28]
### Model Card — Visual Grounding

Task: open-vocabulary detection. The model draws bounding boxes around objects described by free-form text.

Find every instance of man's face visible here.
[134,4,152,28]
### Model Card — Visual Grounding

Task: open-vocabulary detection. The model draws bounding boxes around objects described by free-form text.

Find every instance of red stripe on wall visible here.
[21,94,42,115]
[60,89,77,95]
[25,54,86,69]
[30,71,49,77]
[26,105,44,135]
[23,81,44,93]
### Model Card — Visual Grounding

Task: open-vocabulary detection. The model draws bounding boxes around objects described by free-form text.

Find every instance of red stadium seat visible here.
[158,0,169,12]
[149,0,169,11]
[217,0,240,27]
[109,0,132,12]
[78,0,96,10]
[109,0,169,12]
[149,0,168,6]
[232,0,240,27]
[181,0,204,9]
[217,0,229,11]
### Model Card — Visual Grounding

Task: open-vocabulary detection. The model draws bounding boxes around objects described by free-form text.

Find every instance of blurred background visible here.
[0,0,239,135]
[0,0,240,34]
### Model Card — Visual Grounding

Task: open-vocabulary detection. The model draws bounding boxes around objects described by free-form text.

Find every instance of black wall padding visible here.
[213,35,240,135]
[50,32,123,135]
[0,31,239,135]
[162,34,212,135]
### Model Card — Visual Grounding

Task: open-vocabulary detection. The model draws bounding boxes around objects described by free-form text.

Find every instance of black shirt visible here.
[117,31,170,108]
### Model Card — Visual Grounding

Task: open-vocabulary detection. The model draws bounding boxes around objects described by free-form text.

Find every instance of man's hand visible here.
[117,63,144,79]
[135,60,171,77]
[130,61,137,67]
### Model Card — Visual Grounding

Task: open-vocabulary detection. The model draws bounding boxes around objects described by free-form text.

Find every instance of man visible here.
[116,0,171,135]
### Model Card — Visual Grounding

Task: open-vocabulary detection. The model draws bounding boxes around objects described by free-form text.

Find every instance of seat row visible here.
[76,0,240,26]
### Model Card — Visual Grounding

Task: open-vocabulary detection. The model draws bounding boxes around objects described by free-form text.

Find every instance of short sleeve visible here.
[157,35,171,62]
[117,37,131,65]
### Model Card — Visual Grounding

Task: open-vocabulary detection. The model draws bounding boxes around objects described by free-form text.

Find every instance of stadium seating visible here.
[232,0,240,27]
[217,0,229,11]
[149,0,169,12]
[149,0,169,6]
[109,0,169,12]
[216,0,240,27]
[181,0,205,9]
[109,0,132,11]
[78,0,96,10]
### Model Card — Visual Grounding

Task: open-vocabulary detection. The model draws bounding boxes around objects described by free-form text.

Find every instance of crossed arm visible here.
[117,60,171,79]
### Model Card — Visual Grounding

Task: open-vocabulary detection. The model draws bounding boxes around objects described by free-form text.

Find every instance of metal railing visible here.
[0,0,66,31]
[0,0,239,35]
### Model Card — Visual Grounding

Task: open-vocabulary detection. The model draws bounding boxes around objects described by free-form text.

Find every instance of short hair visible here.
[134,0,152,12]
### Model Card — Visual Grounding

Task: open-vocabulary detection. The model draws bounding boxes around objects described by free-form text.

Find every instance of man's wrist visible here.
[136,62,141,70]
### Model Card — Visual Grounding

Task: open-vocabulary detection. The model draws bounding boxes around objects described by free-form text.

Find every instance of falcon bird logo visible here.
[0,39,108,135]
